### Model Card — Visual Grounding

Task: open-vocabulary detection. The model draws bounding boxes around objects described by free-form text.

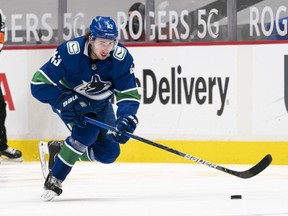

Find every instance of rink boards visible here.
[8,139,288,164]
[1,42,288,164]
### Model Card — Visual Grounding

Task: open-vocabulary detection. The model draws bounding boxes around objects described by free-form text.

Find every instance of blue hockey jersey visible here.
[31,36,140,117]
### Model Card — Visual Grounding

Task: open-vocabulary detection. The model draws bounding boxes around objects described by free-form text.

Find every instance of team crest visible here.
[74,75,112,100]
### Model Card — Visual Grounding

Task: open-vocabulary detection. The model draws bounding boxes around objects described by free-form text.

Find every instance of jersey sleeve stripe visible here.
[31,69,57,86]
[114,88,140,102]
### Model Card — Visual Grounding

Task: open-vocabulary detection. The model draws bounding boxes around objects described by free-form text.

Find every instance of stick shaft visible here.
[84,116,272,179]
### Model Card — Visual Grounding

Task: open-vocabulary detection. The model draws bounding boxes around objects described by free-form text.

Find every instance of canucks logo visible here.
[74,75,113,100]
[113,46,126,61]
[67,41,80,55]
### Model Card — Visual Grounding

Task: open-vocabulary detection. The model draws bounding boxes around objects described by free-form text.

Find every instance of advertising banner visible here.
[0,43,288,141]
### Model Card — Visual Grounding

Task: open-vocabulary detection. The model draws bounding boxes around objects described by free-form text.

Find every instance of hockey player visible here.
[0,12,23,162]
[30,16,140,201]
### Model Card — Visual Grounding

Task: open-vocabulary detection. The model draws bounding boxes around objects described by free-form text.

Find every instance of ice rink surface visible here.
[0,161,287,216]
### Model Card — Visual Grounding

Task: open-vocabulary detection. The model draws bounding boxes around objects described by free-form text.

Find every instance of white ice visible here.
[0,162,287,216]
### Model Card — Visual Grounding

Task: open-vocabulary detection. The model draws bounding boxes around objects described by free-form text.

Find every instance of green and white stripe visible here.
[58,142,83,167]
[114,87,140,103]
[31,69,57,86]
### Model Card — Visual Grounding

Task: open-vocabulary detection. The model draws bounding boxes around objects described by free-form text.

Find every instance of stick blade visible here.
[241,154,272,178]
[225,154,273,179]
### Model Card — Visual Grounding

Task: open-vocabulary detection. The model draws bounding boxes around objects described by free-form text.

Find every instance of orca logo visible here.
[74,75,113,100]
[285,55,288,112]
[81,75,110,93]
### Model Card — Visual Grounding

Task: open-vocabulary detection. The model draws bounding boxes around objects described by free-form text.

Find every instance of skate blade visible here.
[38,141,49,179]
[0,156,23,163]
[41,189,57,201]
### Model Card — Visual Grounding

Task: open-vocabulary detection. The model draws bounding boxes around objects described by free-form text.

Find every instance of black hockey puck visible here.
[231,195,242,199]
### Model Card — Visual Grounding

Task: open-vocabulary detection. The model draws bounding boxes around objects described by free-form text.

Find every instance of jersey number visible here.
[50,51,62,66]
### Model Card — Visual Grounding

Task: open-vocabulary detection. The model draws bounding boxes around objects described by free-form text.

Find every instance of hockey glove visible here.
[114,114,138,144]
[53,90,93,127]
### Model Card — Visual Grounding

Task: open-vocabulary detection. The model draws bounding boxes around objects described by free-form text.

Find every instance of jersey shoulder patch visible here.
[113,46,127,61]
[66,41,80,55]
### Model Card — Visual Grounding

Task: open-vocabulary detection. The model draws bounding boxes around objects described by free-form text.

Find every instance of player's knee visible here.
[98,148,120,164]
[92,141,120,164]
[99,156,118,164]
[72,124,100,146]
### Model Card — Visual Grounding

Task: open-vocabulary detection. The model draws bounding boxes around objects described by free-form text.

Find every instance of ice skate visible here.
[38,140,63,179]
[41,172,63,201]
[0,146,23,162]
[47,140,63,170]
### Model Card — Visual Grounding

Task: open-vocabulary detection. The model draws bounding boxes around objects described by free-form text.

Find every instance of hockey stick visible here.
[84,116,272,179]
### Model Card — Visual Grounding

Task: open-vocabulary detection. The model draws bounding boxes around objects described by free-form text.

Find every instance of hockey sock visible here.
[52,142,84,181]
[79,150,92,161]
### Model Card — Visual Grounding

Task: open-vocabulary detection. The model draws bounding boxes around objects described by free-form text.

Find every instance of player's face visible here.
[91,38,115,60]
